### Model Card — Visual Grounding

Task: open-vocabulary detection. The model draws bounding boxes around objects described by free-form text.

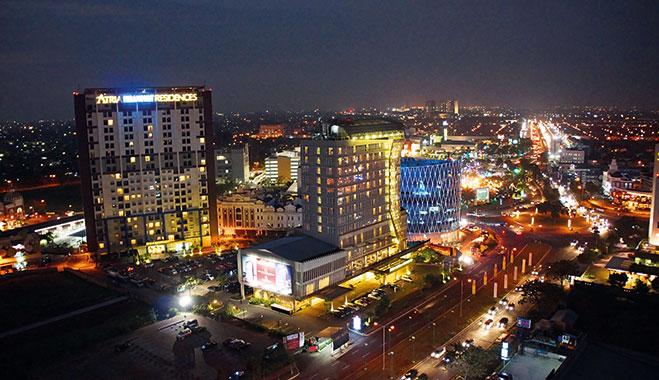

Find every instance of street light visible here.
[179,294,191,308]
[432,322,436,345]
[389,351,395,379]
[410,336,416,363]
[382,325,395,370]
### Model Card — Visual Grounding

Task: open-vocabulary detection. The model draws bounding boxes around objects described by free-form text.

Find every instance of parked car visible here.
[114,342,132,352]
[354,298,369,307]
[202,341,218,351]
[228,339,251,350]
[207,285,222,292]
[401,275,413,283]
[185,319,199,328]
[417,374,428,380]
[176,328,192,340]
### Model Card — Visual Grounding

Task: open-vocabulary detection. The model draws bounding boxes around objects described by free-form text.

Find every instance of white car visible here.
[430,347,446,359]
[401,275,413,283]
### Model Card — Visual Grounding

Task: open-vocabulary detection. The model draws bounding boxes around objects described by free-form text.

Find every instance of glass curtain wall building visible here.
[400,158,461,244]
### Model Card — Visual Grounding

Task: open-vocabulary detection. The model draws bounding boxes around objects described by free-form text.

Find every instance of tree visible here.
[607,272,628,288]
[634,279,650,294]
[651,277,659,292]
[423,273,442,288]
[519,280,565,308]
[446,344,500,380]
[546,260,579,286]
[374,294,391,316]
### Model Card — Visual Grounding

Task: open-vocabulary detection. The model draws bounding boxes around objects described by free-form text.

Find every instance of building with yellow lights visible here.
[73,86,218,257]
[299,119,408,275]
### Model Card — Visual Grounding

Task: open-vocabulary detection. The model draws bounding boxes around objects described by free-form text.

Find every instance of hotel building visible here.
[299,119,408,274]
[73,86,218,257]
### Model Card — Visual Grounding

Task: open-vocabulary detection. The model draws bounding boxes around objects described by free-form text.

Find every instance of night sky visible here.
[2,0,658,121]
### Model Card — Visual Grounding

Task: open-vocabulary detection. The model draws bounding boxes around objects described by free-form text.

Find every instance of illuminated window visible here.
[147,125,153,131]
[108,119,114,126]
[316,147,320,154]
[317,206,322,214]
[200,137,205,143]
[117,188,124,195]
[317,226,322,233]
[130,157,136,163]
[201,159,206,165]
[145,156,151,162]
[131,239,137,245]
[118,210,124,217]
[115,173,121,179]
[99,243,105,249]
[123,195,129,201]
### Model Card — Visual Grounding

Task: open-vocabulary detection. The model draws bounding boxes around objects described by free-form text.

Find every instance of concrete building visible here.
[299,118,408,274]
[0,191,25,231]
[217,192,302,235]
[559,149,585,164]
[265,150,300,182]
[74,86,218,257]
[440,100,459,115]
[238,235,347,312]
[215,143,249,184]
[255,124,284,139]
[602,159,652,211]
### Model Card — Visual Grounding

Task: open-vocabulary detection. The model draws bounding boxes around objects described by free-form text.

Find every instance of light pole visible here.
[432,322,436,346]
[382,325,395,370]
[389,351,394,379]
[410,336,416,363]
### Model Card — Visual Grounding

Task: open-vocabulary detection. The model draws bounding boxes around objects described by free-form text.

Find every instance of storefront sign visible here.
[241,255,293,296]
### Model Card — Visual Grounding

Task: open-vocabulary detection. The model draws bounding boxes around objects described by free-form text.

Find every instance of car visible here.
[114,342,132,352]
[497,317,509,329]
[223,337,237,346]
[488,306,497,315]
[499,297,509,306]
[531,268,539,276]
[401,369,418,380]
[208,285,222,292]
[144,262,155,268]
[202,341,218,351]
[354,298,369,307]
[401,275,413,283]
[482,319,494,329]
[263,343,280,359]
[462,338,474,347]
[228,370,245,380]
[514,285,523,292]
[430,346,446,359]
[224,338,251,350]
[368,293,383,300]
[177,328,192,340]
[506,303,515,311]
[185,319,199,328]
[417,374,428,380]
[570,240,578,246]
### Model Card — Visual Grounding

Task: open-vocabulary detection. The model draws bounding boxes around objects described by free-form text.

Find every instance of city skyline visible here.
[3,1,659,121]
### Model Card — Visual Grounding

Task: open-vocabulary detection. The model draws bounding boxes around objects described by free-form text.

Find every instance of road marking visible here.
[343,364,351,370]
[362,353,369,358]
[332,361,341,366]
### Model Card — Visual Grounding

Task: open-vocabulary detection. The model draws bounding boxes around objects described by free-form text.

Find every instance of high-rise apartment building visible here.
[74,86,218,257]
[299,119,407,274]
[440,100,459,115]
[215,143,249,184]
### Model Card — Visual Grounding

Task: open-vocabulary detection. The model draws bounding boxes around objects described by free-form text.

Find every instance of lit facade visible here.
[299,119,407,274]
[649,144,659,246]
[265,150,300,182]
[218,192,302,235]
[74,86,218,257]
[400,158,461,243]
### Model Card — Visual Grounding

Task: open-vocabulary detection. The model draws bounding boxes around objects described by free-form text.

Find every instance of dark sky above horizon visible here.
[2,0,658,121]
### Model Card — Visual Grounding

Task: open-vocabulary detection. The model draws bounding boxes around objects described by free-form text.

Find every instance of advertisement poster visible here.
[242,255,293,295]
[283,332,305,350]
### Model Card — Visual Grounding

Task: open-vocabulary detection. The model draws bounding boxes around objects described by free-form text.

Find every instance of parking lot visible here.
[38,314,280,380]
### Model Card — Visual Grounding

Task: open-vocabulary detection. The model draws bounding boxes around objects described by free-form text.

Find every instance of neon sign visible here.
[96,93,198,104]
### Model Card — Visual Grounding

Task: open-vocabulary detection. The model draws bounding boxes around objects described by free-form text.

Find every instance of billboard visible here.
[241,255,293,296]
[516,317,532,329]
[476,187,490,203]
[283,332,305,350]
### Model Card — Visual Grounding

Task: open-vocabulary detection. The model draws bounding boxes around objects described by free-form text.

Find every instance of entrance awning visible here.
[315,286,352,301]
[316,326,344,339]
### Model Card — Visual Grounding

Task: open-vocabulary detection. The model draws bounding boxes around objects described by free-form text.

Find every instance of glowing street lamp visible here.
[179,295,192,308]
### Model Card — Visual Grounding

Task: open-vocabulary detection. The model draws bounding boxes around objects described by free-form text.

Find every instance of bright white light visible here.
[179,295,192,308]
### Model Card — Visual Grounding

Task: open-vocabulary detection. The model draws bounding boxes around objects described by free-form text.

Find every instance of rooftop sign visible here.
[96,93,198,104]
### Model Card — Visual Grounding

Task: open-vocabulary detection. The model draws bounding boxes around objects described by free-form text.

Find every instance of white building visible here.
[215,144,249,184]
[265,149,300,182]
[649,145,659,245]
[559,149,585,164]
[74,87,218,256]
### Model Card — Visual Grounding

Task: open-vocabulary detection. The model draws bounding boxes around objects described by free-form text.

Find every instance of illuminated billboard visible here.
[476,187,490,203]
[95,93,198,104]
[241,255,293,296]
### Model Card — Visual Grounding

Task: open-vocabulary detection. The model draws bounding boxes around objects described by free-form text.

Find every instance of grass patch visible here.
[0,271,119,332]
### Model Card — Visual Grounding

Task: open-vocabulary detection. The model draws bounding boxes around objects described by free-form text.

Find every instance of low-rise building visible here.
[238,235,347,313]
[559,149,585,164]
[265,149,300,182]
[217,192,302,236]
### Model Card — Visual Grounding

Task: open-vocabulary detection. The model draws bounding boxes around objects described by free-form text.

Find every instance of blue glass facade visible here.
[400,158,461,239]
